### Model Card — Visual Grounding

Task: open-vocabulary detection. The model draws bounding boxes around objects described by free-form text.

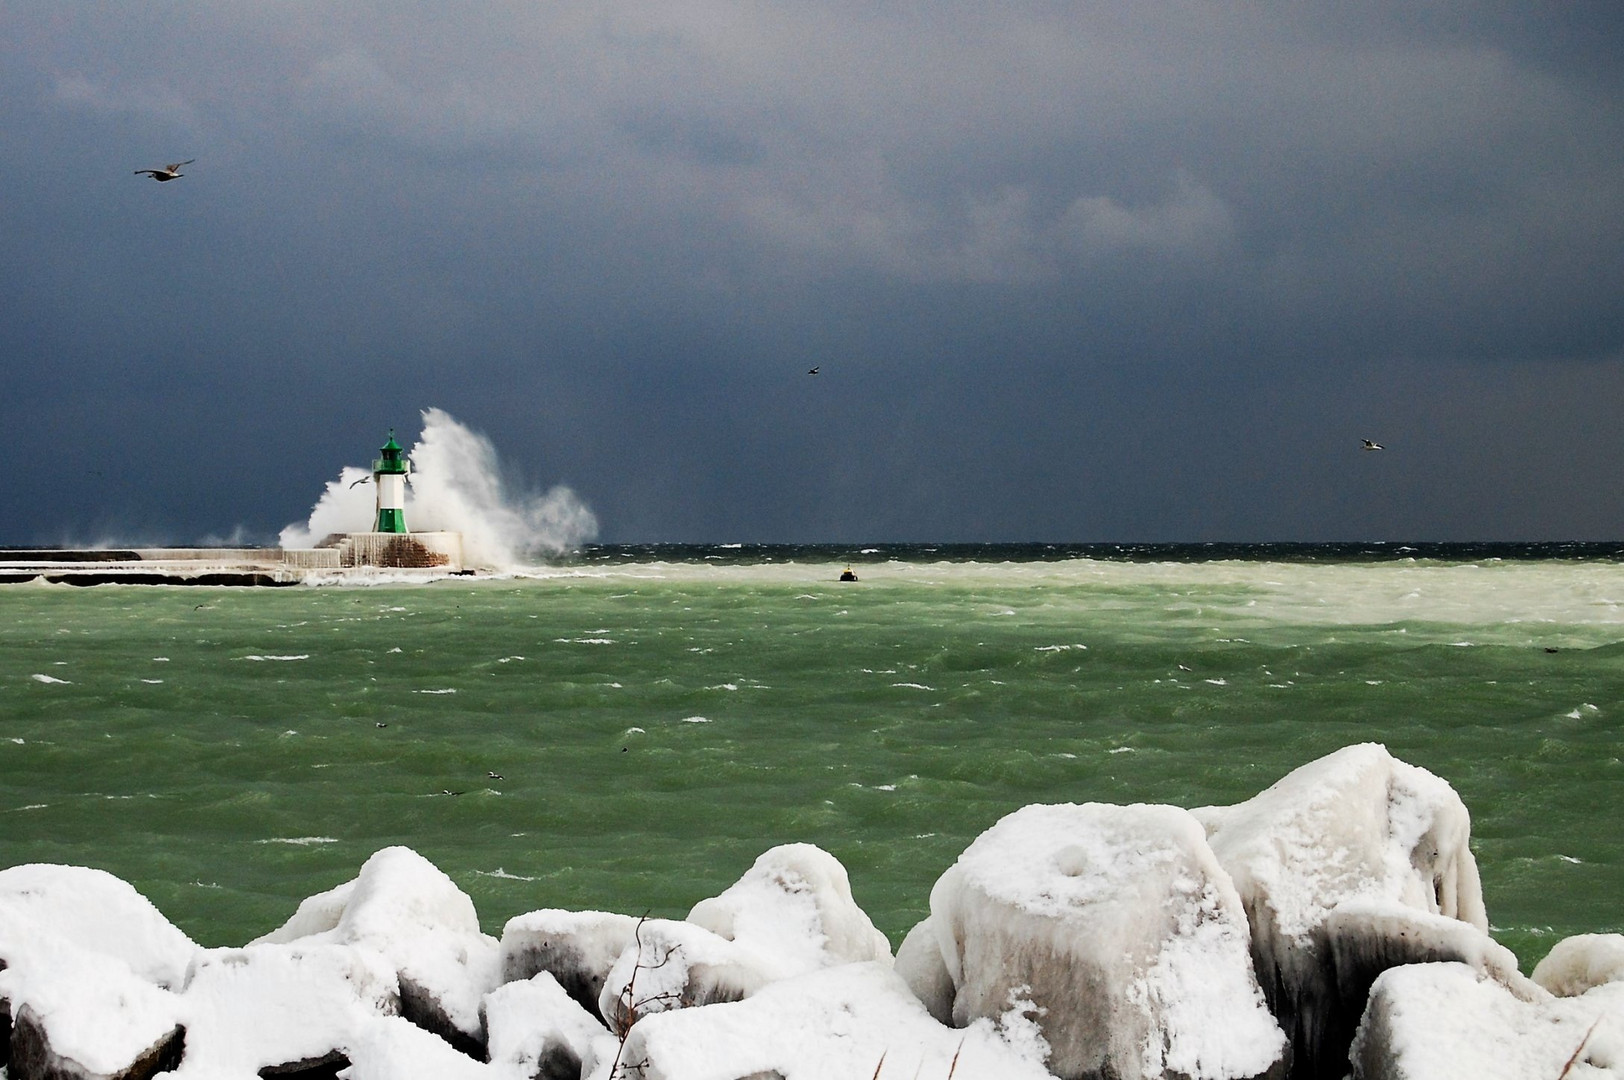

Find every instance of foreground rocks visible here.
[0,743,1619,1080]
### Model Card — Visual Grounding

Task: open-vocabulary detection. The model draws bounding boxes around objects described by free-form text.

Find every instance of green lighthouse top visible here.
[372,430,409,475]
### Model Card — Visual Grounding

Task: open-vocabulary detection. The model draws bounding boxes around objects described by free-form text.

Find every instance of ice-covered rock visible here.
[1351,961,1624,1079]
[686,843,892,972]
[1534,934,1624,998]
[894,916,955,1025]
[587,961,1057,1080]
[597,844,892,1034]
[167,941,399,1078]
[501,909,640,1016]
[0,927,184,1080]
[0,864,199,990]
[929,801,1286,1080]
[485,971,610,1080]
[1193,743,1488,1078]
[251,846,502,1057]
[597,918,768,1034]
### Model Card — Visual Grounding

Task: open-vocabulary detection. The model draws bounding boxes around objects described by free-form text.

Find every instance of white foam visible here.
[278,408,597,567]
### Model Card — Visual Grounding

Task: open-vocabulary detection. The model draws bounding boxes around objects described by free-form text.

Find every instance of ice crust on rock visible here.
[588,961,1057,1080]
[0,864,199,990]
[1192,742,1488,1078]
[500,908,640,1016]
[686,843,892,971]
[597,843,894,1033]
[894,915,955,1025]
[928,801,1286,1080]
[1534,934,1624,998]
[485,971,610,1080]
[250,846,501,1056]
[0,866,195,1079]
[166,941,399,1078]
[1351,961,1624,1079]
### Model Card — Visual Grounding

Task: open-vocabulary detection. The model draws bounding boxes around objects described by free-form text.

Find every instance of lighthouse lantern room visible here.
[371,430,410,534]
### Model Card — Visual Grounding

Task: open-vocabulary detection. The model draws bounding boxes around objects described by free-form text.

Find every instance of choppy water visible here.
[2,545,1622,973]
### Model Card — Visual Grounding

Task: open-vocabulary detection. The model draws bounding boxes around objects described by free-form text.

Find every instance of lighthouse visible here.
[372,430,409,533]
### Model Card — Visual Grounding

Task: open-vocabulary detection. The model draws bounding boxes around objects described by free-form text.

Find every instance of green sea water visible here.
[2,550,1622,973]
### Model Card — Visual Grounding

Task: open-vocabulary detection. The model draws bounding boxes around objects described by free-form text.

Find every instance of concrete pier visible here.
[0,533,466,586]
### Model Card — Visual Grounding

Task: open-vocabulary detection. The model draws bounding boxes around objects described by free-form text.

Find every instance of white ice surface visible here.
[250,846,501,1041]
[485,971,609,1077]
[587,961,1057,1080]
[1193,743,1487,943]
[1352,962,1624,1079]
[0,863,199,988]
[169,941,399,1078]
[1534,934,1624,998]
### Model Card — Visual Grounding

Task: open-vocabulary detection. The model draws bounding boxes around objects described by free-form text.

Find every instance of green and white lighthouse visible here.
[372,430,410,534]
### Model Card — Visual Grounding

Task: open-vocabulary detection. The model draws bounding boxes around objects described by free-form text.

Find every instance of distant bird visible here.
[487,771,503,780]
[375,721,388,728]
[349,477,370,488]
[134,159,195,182]
[807,366,819,375]
[1362,439,1385,451]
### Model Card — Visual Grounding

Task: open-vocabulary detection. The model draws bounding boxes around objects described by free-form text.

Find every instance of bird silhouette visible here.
[349,477,370,488]
[1362,439,1385,451]
[134,160,195,182]
[807,366,819,375]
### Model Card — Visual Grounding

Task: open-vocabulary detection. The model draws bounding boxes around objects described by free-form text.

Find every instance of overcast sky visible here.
[3,3,1622,545]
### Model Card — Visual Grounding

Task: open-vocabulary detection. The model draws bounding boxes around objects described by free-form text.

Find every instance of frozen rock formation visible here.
[501,909,640,1016]
[485,971,612,1080]
[1350,961,1624,1079]
[927,801,1287,1080]
[0,865,195,1080]
[1193,743,1488,1078]
[252,846,502,1057]
[894,916,955,1025]
[597,843,893,1033]
[168,941,399,1078]
[1534,934,1624,998]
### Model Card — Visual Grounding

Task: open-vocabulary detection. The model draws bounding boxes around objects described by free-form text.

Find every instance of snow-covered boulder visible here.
[587,961,1057,1080]
[686,844,892,971]
[0,929,184,1080]
[166,942,399,1078]
[501,909,640,1016]
[1534,934,1624,998]
[485,971,611,1080]
[1351,961,1624,1079]
[0,866,196,1080]
[597,918,770,1034]
[0,864,199,989]
[929,801,1286,1080]
[1193,743,1488,1077]
[251,846,502,1058]
[597,844,892,1034]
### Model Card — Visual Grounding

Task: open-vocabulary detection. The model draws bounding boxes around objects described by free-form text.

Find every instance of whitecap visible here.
[680,716,710,724]
[141,679,164,685]
[255,837,339,846]
[1035,644,1088,652]
[240,655,310,662]
[8,738,23,745]
[476,867,540,881]
[1108,747,1135,754]
[891,682,935,690]
[414,688,457,695]
[30,673,70,684]
[1205,678,1228,686]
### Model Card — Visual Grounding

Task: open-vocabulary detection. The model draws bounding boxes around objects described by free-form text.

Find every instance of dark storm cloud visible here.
[2,3,1622,543]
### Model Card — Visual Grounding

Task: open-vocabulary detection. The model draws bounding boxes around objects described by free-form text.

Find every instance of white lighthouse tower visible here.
[372,430,410,533]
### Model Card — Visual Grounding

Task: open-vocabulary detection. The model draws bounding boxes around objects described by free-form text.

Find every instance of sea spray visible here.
[277,408,597,565]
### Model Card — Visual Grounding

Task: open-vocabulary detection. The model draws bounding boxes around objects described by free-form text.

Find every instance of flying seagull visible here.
[134,159,195,182]
[807,366,819,375]
[1362,439,1385,451]
[349,477,370,489]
